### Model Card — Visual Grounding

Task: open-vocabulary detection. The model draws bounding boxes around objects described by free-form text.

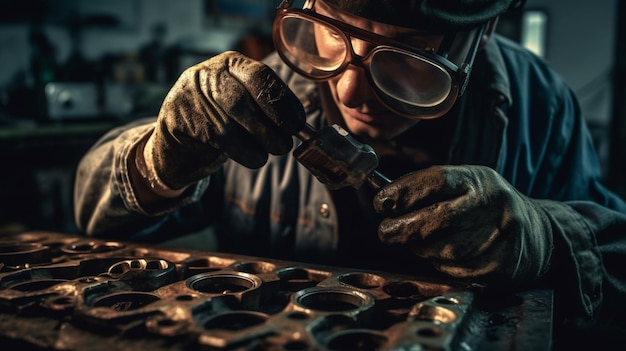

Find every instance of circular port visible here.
[61,241,124,254]
[383,281,424,300]
[326,329,388,351]
[186,272,260,294]
[293,287,373,312]
[409,304,457,323]
[0,243,52,266]
[106,258,169,277]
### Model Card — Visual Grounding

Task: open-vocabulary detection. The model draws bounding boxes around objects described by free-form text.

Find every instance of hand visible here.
[372,165,554,288]
[146,51,306,190]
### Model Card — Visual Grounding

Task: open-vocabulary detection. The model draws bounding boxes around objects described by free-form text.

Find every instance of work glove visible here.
[145,51,306,190]
[373,165,555,288]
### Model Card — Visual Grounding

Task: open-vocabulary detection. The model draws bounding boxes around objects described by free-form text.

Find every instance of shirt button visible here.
[319,203,330,218]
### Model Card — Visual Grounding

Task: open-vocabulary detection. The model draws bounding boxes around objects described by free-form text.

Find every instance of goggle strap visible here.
[458,25,486,95]
[436,32,457,59]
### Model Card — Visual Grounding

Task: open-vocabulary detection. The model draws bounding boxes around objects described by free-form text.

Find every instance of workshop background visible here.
[0,0,625,237]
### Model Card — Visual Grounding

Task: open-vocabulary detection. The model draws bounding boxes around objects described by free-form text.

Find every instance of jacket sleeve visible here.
[73,117,211,241]
[533,199,626,326]
[563,201,626,324]
[524,71,624,327]
[532,84,626,325]
[492,37,626,326]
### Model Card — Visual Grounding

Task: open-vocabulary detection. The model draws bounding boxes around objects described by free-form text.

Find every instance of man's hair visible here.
[321,0,525,31]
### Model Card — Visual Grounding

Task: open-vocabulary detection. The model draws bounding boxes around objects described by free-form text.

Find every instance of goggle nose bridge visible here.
[344,46,371,72]
[329,26,387,75]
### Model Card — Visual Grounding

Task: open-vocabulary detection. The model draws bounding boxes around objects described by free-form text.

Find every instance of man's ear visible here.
[480,17,499,49]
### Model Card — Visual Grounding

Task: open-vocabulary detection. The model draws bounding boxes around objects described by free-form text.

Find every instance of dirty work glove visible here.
[146,51,306,190]
[373,165,554,288]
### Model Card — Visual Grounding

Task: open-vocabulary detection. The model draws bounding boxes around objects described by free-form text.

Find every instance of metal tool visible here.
[293,123,392,190]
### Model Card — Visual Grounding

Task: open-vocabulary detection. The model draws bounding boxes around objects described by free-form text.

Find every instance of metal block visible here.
[0,231,553,350]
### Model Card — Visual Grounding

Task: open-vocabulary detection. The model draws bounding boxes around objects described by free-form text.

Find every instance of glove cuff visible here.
[517,198,556,282]
[150,116,227,189]
[135,134,188,198]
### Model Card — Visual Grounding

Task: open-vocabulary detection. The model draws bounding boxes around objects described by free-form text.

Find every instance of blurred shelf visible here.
[0,119,121,159]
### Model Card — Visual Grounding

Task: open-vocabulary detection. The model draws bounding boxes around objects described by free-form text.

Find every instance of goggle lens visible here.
[369,50,452,108]
[273,3,481,119]
[279,15,346,78]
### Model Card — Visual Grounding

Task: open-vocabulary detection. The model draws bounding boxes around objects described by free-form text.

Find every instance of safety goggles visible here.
[272,0,486,119]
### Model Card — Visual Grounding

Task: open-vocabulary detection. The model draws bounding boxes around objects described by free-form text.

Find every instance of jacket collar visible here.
[479,34,513,109]
[447,34,512,170]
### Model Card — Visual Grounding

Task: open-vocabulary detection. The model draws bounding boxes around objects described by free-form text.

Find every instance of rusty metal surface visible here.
[0,231,553,350]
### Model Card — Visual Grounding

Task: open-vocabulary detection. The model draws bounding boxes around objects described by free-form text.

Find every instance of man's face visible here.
[314,1,446,140]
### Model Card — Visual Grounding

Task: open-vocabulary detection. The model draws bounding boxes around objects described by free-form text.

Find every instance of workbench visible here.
[0,231,553,350]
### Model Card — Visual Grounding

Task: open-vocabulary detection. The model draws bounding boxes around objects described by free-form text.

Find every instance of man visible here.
[74,0,626,345]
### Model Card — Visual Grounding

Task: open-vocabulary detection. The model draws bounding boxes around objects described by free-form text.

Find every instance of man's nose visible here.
[335,65,372,108]
[335,39,375,107]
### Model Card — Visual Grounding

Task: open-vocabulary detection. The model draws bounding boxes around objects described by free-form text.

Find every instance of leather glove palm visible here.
[148,51,306,190]
[373,165,554,288]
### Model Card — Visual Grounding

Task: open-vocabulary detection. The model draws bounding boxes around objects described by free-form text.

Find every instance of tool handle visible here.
[294,123,393,190]
[367,170,392,189]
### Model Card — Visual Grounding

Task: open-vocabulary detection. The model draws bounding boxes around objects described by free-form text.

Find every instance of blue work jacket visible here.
[74,35,626,328]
